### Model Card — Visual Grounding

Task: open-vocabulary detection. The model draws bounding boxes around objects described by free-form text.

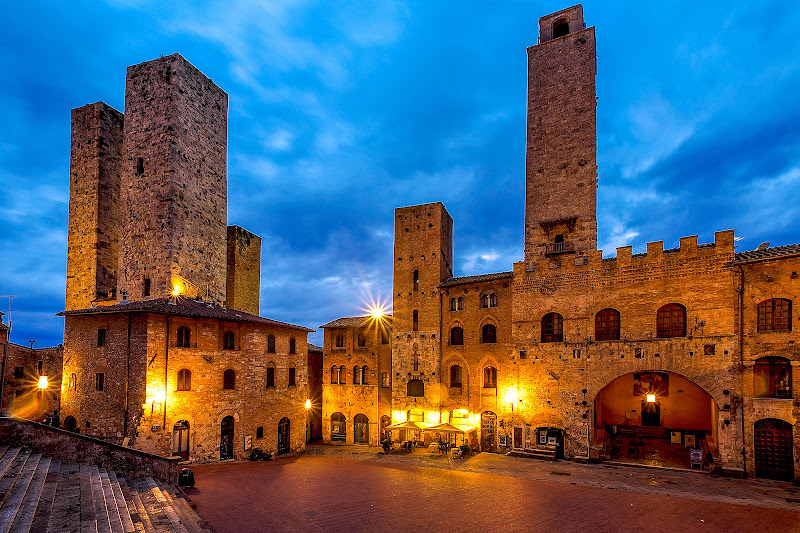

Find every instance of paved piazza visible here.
[186,446,800,532]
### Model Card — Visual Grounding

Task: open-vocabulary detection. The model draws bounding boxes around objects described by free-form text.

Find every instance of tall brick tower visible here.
[392,202,453,413]
[118,54,229,303]
[65,102,124,311]
[524,5,597,266]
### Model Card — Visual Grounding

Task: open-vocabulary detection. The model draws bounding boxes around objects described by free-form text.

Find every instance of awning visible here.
[384,420,431,431]
[426,422,476,433]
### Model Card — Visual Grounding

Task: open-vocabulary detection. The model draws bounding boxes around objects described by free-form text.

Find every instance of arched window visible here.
[266,362,276,388]
[457,297,463,310]
[177,368,191,391]
[331,366,339,384]
[407,379,424,397]
[267,334,276,353]
[353,365,361,385]
[413,270,419,291]
[450,297,457,312]
[223,369,235,390]
[757,299,792,332]
[542,312,563,342]
[482,324,497,343]
[450,326,464,346]
[68,373,77,391]
[288,363,296,387]
[754,357,792,398]
[289,337,296,354]
[481,292,497,308]
[361,365,368,385]
[223,331,235,350]
[484,366,497,388]
[339,365,346,385]
[335,334,344,348]
[595,308,620,341]
[176,326,191,347]
[656,303,686,338]
[412,310,419,331]
[450,365,462,387]
[553,19,569,38]
[357,332,366,347]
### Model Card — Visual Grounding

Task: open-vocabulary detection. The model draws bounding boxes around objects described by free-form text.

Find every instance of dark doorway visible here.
[220,416,234,460]
[537,427,565,459]
[354,414,369,444]
[64,416,77,432]
[331,412,346,442]
[380,415,391,441]
[754,418,794,481]
[173,420,190,460]
[277,417,290,455]
[641,401,661,426]
[481,412,497,452]
[513,426,524,449]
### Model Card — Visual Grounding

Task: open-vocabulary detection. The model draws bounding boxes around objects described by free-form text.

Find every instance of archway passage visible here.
[220,416,235,460]
[354,414,369,444]
[64,416,77,432]
[594,371,717,469]
[754,418,794,481]
[173,420,190,460]
[277,417,290,455]
[331,412,346,442]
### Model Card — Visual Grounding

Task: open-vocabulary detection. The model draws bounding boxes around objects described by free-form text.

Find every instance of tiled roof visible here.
[735,243,800,264]
[58,297,314,332]
[308,343,323,353]
[438,271,513,288]
[320,315,393,328]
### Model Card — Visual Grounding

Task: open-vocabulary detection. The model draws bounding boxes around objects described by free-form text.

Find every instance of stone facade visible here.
[320,5,799,482]
[58,55,314,463]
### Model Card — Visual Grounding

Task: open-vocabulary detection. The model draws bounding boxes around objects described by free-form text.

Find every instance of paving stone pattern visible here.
[0,446,210,533]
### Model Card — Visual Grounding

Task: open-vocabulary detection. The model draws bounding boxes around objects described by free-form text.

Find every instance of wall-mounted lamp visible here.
[37,376,49,390]
[646,393,656,403]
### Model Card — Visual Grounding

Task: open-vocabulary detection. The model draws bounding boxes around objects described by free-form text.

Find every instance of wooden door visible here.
[353,414,369,444]
[481,412,497,452]
[220,416,234,460]
[173,420,190,460]
[755,419,794,481]
[277,417,290,455]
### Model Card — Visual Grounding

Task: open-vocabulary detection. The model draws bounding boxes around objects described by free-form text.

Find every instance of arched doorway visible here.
[64,416,77,432]
[220,416,234,460]
[481,412,497,452]
[754,418,794,481]
[594,371,717,468]
[277,417,290,455]
[354,414,369,444]
[173,420,190,460]
[331,412,346,442]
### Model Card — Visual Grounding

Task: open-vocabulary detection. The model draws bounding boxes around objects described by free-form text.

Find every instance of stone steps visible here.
[0,447,208,533]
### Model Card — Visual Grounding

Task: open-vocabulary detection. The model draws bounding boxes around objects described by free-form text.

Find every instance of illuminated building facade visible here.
[322,5,799,482]
[58,54,313,462]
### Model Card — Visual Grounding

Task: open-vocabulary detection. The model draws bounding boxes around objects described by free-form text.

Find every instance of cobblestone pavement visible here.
[186,446,800,533]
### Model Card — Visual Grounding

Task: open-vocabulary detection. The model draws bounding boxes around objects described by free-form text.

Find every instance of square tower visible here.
[65,102,124,311]
[118,54,229,303]
[392,202,453,413]
[524,5,597,266]
[226,225,262,315]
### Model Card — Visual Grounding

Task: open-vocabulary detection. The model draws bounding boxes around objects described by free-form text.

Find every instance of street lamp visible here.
[38,376,48,390]
[305,399,311,444]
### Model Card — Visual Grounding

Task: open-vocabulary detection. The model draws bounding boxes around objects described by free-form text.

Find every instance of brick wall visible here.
[226,225,261,315]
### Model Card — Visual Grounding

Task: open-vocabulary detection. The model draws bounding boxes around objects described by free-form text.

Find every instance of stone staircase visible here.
[0,446,211,533]
[506,445,557,461]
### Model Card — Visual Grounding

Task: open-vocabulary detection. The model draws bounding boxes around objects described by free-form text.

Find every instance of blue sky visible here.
[2,1,799,347]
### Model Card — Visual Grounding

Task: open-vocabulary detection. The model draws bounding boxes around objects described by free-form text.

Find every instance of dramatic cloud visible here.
[1,1,799,346]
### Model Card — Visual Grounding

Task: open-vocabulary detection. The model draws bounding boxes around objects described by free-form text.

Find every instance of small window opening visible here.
[553,20,569,38]
[136,157,144,176]
[97,328,107,347]
[143,277,151,297]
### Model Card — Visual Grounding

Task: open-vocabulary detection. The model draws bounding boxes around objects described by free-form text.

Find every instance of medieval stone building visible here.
[58,54,313,462]
[321,5,799,482]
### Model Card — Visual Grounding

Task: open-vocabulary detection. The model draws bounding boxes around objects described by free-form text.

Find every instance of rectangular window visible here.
[256,426,264,439]
[266,367,275,388]
[412,310,419,332]
[413,270,419,291]
[143,277,151,297]
[97,328,107,347]
[37,360,44,375]
[289,337,296,354]
[381,330,389,344]
[136,157,144,176]
[381,372,390,388]
[288,367,296,387]
[13,367,23,379]
[95,372,104,391]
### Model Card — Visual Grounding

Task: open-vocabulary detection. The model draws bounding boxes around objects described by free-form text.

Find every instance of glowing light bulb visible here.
[38,376,48,389]
[646,393,656,403]
[172,285,182,297]
[305,399,312,409]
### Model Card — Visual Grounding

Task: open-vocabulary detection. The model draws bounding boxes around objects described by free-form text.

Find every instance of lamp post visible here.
[305,398,311,444]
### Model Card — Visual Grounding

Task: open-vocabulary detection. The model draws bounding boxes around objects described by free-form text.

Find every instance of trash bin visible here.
[178,468,195,488]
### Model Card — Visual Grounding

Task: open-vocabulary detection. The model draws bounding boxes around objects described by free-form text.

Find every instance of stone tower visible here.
[524,5,597,266]
[392,202,453,412]
[65,102,124,311]
[226,225,262,316]
[118,54,229,303]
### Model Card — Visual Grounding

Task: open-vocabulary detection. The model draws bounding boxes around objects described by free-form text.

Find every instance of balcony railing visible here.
[545,242,575,256]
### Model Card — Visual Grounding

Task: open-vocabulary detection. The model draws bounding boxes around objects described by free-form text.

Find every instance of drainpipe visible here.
[735,263,747,476]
